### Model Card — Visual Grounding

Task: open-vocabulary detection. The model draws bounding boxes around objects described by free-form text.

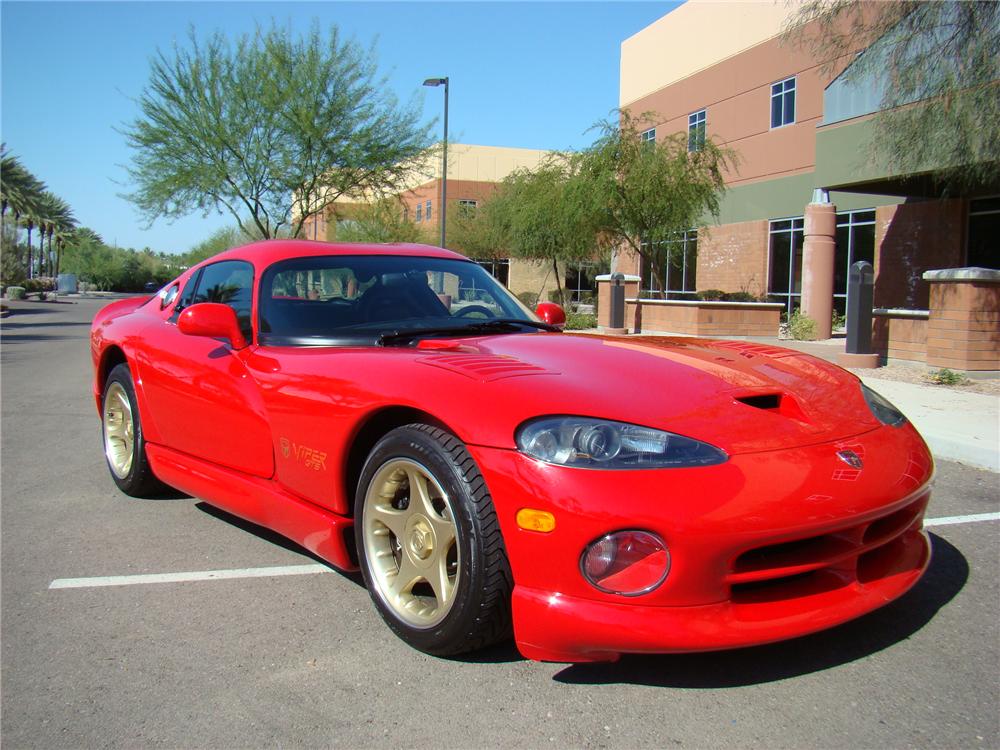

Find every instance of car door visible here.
[138,259,275,478]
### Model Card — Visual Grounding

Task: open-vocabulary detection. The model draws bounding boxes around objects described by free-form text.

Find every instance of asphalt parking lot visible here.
[2,297,998,749]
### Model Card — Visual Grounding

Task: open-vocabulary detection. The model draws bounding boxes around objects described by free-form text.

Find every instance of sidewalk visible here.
[854,376,999,473]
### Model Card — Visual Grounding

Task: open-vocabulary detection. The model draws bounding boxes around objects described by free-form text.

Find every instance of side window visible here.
[169,270,202,320]
[188,260,255,341]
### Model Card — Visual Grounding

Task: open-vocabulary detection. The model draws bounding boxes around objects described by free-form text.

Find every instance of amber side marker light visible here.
[516,509,556,533]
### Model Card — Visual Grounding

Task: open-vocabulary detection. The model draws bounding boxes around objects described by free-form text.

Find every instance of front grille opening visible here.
[731,569,849,604]
[732,534,851,574]
[857,536,913,584]
[862,504,921,545]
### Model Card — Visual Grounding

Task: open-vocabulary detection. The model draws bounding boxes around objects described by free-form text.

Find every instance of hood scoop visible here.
[419,353,558,382]
[735,391,810,423]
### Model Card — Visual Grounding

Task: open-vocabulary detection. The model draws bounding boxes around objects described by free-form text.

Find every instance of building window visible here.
[425,200,432,222]
[640,128,656,144]
[640,230,698,298]
[768,217,804,315]
[458,199,478,216]
[470,258,510,289]
[835,210,876,314]
[968,196,1000,270]
[771,77,796,128]
[564,261,607,305]
[415,203,423,222]
[688,110,706,152]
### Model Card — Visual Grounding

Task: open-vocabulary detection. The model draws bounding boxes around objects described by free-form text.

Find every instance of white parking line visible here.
[47,512,999,591]
[924,512,1000,527]
[49,563,331,589]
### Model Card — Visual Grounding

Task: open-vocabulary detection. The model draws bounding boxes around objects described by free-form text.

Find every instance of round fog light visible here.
[580,530,670,596]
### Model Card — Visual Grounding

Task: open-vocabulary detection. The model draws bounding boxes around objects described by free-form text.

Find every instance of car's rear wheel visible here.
[355,424,512,655]
[102,363,166,497]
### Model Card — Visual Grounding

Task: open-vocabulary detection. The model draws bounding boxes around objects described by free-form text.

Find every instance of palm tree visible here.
[1,146,46,273]
[36,192,75,277]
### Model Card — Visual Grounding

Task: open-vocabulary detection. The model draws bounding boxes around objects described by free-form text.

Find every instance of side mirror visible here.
[535,302,567,329]
[178,303,248,349]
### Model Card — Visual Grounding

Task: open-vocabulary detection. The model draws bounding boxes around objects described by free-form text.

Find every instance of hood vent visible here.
[735,392,809,423]
[737,394,781,410]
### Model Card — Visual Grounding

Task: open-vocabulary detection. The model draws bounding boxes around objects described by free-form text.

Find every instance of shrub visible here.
[696,289,725,301]
[5,286,26,300]
[22,277,56,292]
[721,291,757,302]
[789,310,818,340]
[565,312,597,330]
[547,289,567,305]
[926,368,967,386]
[516,291,539,309]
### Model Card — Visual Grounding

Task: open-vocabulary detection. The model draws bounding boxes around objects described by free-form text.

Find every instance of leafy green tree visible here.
[333,199,426,244]
[124,23,434,240]
[444,200,505,260]
[785,0,1000,191]
[476,157,599,305]
[573,111,734,298]
[178,225,252,267]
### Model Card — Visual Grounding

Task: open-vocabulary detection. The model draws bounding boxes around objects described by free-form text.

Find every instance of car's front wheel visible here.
[355,424,512,655]
[102,363,166,498]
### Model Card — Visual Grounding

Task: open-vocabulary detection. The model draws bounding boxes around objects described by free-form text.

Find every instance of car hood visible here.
[408,332,882,455]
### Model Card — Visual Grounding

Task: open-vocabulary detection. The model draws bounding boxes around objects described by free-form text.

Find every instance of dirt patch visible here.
[846,363,1000,396]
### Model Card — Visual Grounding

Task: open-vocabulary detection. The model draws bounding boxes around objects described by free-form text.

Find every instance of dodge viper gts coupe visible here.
[91,240,933,662]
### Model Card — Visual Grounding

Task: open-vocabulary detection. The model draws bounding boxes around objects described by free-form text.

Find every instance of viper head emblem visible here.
[837,450,863,469]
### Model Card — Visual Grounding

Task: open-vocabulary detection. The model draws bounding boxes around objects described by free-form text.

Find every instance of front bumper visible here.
[469,422,933,662]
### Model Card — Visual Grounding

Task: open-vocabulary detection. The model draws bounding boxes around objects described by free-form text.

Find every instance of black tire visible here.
[354,424,513,655]
[101,363,166,498]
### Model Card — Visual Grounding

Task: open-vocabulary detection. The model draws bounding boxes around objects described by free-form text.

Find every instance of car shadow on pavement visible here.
[552,533,967,687]
[1,320,92,328]
[194,501,366,588]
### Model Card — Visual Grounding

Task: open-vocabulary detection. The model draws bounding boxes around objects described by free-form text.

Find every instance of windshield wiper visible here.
[378,318,560,346]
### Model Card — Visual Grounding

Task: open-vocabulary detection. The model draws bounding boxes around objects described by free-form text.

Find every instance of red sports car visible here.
[90,240,932,662]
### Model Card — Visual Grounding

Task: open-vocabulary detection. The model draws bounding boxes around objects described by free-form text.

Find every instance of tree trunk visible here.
[552,258,564,307]
[26,222,34,279]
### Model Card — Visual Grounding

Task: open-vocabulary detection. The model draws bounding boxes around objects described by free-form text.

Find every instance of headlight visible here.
[516,416,727,469]
[861,384,907,427]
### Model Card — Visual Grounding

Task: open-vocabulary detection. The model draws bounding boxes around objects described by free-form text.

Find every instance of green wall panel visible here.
[712,171,901,227]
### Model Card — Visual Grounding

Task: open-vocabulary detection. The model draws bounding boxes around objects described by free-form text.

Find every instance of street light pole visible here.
[423,77,449,247]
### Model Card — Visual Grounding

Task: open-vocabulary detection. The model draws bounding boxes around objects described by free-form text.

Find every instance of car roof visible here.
[205,239,471,270]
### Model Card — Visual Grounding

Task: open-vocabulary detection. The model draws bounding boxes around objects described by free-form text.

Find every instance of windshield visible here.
[258,254,539,345]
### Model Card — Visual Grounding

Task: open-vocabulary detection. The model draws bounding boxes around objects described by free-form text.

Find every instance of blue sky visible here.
[1,1,678,254]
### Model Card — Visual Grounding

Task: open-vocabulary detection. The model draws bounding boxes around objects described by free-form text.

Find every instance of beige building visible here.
[300,143,602,306]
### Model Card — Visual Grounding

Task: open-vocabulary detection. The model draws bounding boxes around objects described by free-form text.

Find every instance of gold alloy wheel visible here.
[103,382,135,479]
[363,458,460,628]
